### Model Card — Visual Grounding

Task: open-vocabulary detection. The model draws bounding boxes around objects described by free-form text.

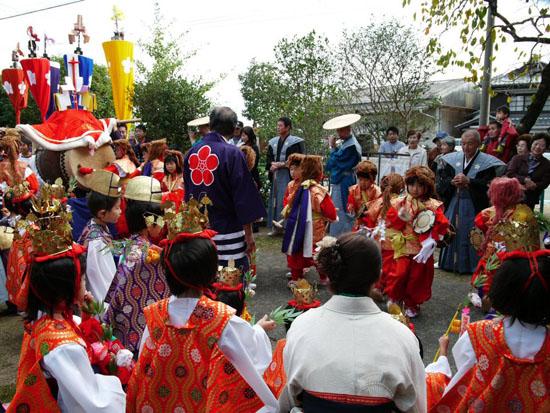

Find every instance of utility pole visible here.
[479,0,495,126]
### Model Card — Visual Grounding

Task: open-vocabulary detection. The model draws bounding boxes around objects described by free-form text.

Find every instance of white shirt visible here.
[41,342,125,412]
[85,236,117,303]
[425,316,547,396]
[398,146,428,168]
[279,295,426,413]
[139,295,279,413]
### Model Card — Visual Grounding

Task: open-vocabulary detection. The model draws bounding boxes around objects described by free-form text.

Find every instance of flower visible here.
[115,349,134,368]
[3,81,13,95]
[188,145,219,186]
[530,380,546,397]
[80,318,104,344]
[190,348,202,363]
[477,354,489,371]
[90,342,109,364]
[158,344,172,358]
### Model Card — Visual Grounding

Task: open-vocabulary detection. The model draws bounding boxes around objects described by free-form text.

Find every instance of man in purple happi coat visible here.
[183,106,266,271]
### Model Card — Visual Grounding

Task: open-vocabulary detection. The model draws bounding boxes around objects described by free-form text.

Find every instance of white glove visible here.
[371,219,386,241]
[413,236,436,264]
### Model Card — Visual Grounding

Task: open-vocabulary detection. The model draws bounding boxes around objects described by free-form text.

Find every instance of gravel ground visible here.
[0,227,484,401]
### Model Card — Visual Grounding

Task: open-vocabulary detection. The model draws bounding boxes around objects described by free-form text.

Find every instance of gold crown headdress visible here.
[17,179,74,256]
[162,195,213,241]
[290,279,318,306]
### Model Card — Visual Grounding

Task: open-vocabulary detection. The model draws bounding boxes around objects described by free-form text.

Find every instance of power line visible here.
[0,0,84,21]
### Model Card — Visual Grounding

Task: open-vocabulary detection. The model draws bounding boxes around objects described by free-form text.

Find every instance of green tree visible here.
[91,63,115,119]
[133,3,212,149]
[406,0,550,133]
[339,22,439,145]
[240,31,343,154]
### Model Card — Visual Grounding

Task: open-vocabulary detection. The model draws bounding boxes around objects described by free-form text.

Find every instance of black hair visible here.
[235,121,244,129]
[163,153,182,175]
[278,116,292,128]
[87,191,120,218]
[26,255,86,322]
[162,238,218,295]
[489,119,501,129]
[386,126,399,135]
[215,290,244,315]
[3,195,32,216]
[210,106,238,136]
[241,126,257,146]
[117,123,127,130]
[316,232,382,295]
[496,105,510,116]
[135,124,147,132]
[125,199,162,234]
[489,255,550,326]
[532,132,550,148]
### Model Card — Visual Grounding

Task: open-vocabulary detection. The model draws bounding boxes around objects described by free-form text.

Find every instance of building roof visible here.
[492,62,545,88]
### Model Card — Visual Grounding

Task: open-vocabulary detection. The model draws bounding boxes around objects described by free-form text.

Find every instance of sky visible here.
[0,0,541,121]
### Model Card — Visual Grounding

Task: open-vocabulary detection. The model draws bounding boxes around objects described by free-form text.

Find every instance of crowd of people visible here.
[0,104,548,412]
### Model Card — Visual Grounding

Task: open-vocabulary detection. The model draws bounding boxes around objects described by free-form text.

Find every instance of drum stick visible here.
[116,118,142,124]
[433,303,462,362]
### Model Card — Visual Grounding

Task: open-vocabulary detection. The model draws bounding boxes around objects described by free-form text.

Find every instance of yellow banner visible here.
[102,40,134,121]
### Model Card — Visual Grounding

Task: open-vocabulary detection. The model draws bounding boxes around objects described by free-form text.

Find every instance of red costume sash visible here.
[431,319,550,412]
[8,317,87,413]
[126,296,263,412]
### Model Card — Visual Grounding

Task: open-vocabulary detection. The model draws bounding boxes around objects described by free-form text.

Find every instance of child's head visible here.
[316,233,381,296]
[88,192,121,224]
[87,170,122,224]
[163,151,183,176]
[112,140,139,166]
[496,105,510,121]
[487,177,523,221]
[148,139,168,162]
[356,161,377,191]
[287,153,305,180]
[404,166,436,200]
[27,255,86,321]
[489,251,550,326]
[406,130,420,148]
[380,173,405,216]
[125,199,163,237]
[162,238,218,295]
[299,155,323,182]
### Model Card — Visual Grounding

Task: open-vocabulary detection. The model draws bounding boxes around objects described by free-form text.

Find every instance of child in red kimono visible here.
[273,153,304,231]
[385,166,449,318]
[425,250,550,412]
[347,160,381,230]
[364,173,405,299]
[282,156,337,285]
[126,208,278,412]
[161,150,185,209]
[479,105,518,162]
[471,177,539,307]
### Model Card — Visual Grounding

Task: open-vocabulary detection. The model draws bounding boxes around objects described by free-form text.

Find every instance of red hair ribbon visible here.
[498,249,550,292]
[161,229,217,291]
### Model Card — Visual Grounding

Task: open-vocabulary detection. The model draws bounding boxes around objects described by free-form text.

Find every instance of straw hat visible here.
[322,114,361,130]
[187,116,210,127]
[125,176,162,203]
[88,170,121,198]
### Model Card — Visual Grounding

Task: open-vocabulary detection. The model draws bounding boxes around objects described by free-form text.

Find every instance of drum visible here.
[36,145,116,187]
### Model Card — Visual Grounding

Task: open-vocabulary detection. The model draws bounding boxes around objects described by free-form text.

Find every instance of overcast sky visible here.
[0,0,540,121]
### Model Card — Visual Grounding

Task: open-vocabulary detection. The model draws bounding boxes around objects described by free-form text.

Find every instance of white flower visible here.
[123,305,132,314]
[158,344,172,357]
[116,349,134,367]
[190,348,201,363]
[26,70,36,85]
[478,354,489,371]
[122,57,133,74]
[44,72,50,86]
[530,380,546,397]
[3,81,13,95]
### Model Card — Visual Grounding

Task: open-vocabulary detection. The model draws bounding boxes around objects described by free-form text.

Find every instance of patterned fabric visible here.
[264,339,287,399]
[77,219,113,247]
[6,233,33,308]
[432,319,550,412]
[126,296,264,413]
[347,184,382,229]
[425,372,450,410]
[472,204,540,295]
[103,234,169,354]
[8,317,87,413]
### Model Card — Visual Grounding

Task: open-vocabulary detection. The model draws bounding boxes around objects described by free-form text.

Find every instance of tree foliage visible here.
[406,0,550,133]
[339,22,439,144]
[133,2,212,149]
[240,31,343,154]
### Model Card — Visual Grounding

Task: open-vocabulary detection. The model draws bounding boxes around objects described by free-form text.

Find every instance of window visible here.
[509,95,525,112]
